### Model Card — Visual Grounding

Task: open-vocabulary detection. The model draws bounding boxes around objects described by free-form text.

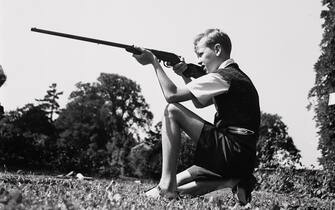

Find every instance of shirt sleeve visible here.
[186,73,230,105]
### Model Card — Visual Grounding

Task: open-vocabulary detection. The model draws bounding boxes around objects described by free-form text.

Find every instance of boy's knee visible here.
[164,103,180,119]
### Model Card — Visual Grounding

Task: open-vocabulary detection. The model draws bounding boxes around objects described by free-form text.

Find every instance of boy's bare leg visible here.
[159,103,205,192]
[177,169,239,196]
[177,169,194,187]
[146,103,205,197]
[178,179,238,195]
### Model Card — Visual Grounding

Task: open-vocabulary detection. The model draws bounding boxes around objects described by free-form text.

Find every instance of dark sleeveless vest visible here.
[213,63,260,137]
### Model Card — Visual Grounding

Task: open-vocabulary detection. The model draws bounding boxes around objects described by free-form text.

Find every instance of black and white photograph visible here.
[0,0,334,209]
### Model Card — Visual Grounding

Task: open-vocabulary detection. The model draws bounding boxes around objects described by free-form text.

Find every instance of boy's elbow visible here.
[194,103,203,108]
[194,102,206,108]
[165,95,178,103]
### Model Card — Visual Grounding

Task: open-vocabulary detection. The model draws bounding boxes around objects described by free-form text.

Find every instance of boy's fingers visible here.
[173,62,184,70]
[173,62,187,71]
[132,45,145,55]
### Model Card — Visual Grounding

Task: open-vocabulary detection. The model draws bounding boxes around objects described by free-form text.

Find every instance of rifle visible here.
[31,28,206,78]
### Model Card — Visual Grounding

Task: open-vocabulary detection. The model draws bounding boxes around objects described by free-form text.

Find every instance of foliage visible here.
[128,121,197,179]
[257,112,301,168]
[130,112,301,180]
[0,75,153,177]
[128,122,162,179]
[35,83,63,121]
[255,167,335,200]
[308,0,335,172]
[0,104,56,169]
[54,73,153,176]
[0,64,6,87]
[0,105,4,119]
[0,83,64,170]
[0,64,5,117]
[0,172,334,209]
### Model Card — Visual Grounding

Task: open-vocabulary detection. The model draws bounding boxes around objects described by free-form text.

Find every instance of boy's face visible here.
[195,37,218,73]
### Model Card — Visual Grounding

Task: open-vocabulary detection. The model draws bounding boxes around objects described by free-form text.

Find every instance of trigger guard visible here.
[163,61,171,68]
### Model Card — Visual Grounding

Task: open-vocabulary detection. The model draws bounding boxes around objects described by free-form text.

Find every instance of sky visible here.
[0,0,324,167]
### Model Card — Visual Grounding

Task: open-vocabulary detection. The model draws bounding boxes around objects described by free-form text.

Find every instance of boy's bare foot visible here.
[145,185,178,199]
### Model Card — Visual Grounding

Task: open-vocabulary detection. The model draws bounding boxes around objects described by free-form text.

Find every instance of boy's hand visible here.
[132,46,157,66]
[172,58,187,76]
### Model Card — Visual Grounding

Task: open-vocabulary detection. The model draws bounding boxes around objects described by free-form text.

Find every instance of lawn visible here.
[0,172,333,209]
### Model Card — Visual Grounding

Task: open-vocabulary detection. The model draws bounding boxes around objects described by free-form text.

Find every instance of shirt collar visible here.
[218,58,235,70]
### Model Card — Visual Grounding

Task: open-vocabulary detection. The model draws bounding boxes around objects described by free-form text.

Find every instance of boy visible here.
[132,29,260,206]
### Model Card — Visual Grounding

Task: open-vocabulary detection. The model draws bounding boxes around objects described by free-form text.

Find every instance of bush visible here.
[255,167,335,199]
[0,105,57,170]
[127,130,197,179]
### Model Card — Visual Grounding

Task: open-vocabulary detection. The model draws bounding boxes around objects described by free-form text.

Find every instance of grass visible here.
[0,171,334,209]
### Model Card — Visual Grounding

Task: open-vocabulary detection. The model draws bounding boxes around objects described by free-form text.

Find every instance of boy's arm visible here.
[132,48,198,104]
[175,62,212,108]
[180,76,213,108]
[152,60,196,103]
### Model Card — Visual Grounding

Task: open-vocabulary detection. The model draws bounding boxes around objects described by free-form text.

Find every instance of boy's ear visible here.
[214,43,222,56]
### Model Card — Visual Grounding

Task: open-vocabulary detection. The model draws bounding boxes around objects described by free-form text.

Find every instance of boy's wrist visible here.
[182,76,192,83]
[151,58,160,68]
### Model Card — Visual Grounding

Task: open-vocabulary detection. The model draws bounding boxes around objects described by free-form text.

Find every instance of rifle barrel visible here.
[31,28,131,49]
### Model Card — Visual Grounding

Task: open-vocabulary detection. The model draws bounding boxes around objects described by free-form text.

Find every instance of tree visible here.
[257,112,301,168]
[128,122,162,178]
[308,0,335,170]
[54,73,153,176]
[0,83,62,170]
[0,65,6,118]
[128,121,197,179]
[0,104,56,169]
[35,83,63,122]
[0,64,6,87]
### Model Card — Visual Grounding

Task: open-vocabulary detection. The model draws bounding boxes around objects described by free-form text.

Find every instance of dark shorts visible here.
[187,122,256,180]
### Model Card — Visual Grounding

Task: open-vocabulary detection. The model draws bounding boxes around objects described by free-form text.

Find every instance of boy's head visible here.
[194,29,232,57]
[193,29,232,73]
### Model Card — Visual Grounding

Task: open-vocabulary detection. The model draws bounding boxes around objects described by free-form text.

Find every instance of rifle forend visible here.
[31,28,206,78]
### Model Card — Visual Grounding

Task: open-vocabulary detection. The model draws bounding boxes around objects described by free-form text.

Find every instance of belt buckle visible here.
[228,126,254,135]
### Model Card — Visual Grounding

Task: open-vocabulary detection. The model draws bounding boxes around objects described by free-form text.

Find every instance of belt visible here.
[224,126,255,135]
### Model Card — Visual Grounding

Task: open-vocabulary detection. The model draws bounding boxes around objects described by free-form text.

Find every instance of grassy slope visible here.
[0,172,333,209]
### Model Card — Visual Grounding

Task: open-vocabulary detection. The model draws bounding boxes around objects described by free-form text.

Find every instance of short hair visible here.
[193,29,232,55]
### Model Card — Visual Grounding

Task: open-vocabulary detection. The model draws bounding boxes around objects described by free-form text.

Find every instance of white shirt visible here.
[186,59,235,105]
